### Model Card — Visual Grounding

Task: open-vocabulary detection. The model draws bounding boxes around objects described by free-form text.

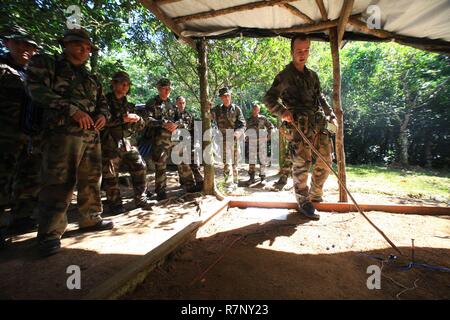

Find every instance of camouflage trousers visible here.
[292,130,332,205]
[248,138,270,177]
[279,141,293,178]
[102,145,148,206]
[37,130,104,241]
[0,136,41,228]
[221,138,240,183]
[152,130,195,194]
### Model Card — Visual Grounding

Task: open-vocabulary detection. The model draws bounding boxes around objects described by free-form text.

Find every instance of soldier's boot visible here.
[298,201,320,220]
[38,238,61,257]
[274,175,288,188]
[259,175,266,185]
[135,196,155,210]
[79,220,114,232]
[109,202,126,215]
[246,173,256,185]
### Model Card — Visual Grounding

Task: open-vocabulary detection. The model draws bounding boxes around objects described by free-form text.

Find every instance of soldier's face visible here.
[252,106,260,116]
[112,80,130,99]
[220,94,231,107]
[5,39,37,66]
[292,39,310,68]
[176,98,186,111]
[64,41,92,65]
[158,86,171,100]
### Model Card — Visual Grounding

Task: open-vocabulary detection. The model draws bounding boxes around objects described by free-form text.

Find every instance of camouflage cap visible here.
[156,78,171,88]
[0,25,39,48]
[59,28,99,51]
[218,87,231,97]
[111,71,132,84]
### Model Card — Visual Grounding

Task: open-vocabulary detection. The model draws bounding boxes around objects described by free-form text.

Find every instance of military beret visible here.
[156,78,171,88]
[111,71,132,84]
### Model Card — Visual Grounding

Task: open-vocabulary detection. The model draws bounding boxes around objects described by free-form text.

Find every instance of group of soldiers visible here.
[1,25,336,257]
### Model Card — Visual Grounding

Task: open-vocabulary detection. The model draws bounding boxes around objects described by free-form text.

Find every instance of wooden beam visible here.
[337,0,354,48]
[348,16,393,38]
[197,39,215,195]
[228,199,450,215]
[329,27,348,203]
[140,0,196,49]
[173,0,300,24]
[272,17,339,34]
[154,0,183,5]
[315,0,328,21]
[278,3,315,24]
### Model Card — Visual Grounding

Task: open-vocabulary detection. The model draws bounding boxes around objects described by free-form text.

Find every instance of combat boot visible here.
[260,175,266,184]
[298,201,320,220]
[109,203,126,215]
[38,238,61,257]
[79,220,114,232]
[309,196,323,203]
[247,173,256,185]
[135,197,155,210]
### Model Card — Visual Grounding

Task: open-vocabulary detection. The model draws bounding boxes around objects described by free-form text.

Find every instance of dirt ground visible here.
[1,164,449,299]
[124,165,450,299]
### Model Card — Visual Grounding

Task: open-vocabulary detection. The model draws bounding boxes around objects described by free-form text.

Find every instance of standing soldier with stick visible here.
[264,35,337,220]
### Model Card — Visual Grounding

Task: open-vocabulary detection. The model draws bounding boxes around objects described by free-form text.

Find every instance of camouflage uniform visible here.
[101,92,148,208]
[25,52,111,241]
[264,63,335,205]
[174,108,204,185]
[212,103,246,184]
[278,122,294,183]
[246,114,274,179]
[143,95,195,195]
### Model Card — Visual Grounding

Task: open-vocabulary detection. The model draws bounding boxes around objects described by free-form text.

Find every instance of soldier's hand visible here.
[233,131,242,139]
[72,110,94,130]
[123,113,141,123]
[163,121,178,133]
[94,115,107,130]
[281,110,294,123]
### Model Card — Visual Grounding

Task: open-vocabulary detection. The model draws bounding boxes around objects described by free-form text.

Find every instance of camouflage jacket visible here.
[142,95,177,139]
[25,53,110,134]
[264,63,334,122]
[0,53,28,142]
[211,103,246,134]
[174,109,194,132]
[246,114,274,137]
[101,92,144,148]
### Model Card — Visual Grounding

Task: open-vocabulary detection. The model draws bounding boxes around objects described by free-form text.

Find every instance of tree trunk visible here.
[424,132,433,168]
[329,27,348,202]
[398,112,411,167]
[197,39,215,195]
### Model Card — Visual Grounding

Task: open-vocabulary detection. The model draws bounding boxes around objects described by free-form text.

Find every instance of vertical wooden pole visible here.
[197,39,215,195]
[329,27,348,202]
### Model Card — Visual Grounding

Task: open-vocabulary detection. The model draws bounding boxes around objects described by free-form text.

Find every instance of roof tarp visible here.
[155,0,450,43]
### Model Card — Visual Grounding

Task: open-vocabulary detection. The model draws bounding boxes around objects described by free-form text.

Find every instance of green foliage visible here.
[1,1,449,168]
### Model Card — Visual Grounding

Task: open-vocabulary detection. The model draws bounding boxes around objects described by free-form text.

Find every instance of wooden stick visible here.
[278,3,315,24]
[272,18,339,34]
[289,120,402,255]
[337,0,354,48]
[173,0,300,24]
[140,0,196,49]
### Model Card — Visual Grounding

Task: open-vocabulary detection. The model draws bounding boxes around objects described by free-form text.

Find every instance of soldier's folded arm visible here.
[234,107,246,136]
[25,54,78,115]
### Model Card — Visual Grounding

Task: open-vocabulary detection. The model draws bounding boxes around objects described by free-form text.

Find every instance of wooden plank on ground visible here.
[228,199,450,215]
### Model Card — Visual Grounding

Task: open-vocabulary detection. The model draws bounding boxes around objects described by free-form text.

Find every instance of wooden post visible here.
[197,39,215,195]
[329,27,348,202]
